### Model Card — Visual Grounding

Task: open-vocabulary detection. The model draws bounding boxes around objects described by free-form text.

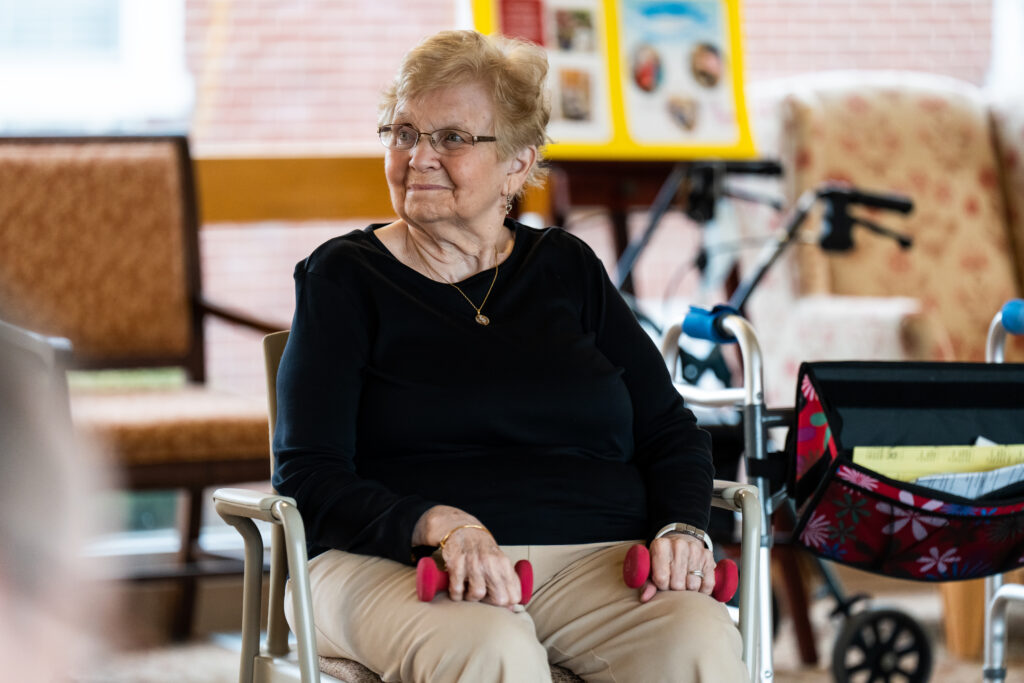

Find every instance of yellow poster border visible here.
[471,0,756,161]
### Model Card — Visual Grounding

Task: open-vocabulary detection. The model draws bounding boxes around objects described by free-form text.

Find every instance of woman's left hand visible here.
[639,532,715,603]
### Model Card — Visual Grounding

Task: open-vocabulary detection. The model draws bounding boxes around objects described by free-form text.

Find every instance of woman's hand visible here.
[412,505,521,608]
[640,532,715,603]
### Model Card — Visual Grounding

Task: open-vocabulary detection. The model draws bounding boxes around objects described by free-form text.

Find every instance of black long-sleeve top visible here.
[272,218,713,564]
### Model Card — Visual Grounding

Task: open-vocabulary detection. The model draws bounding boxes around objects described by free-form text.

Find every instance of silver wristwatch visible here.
[653,522,713,553]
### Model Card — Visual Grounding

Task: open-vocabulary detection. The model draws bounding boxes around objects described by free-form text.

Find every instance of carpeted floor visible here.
[76,643,240,683]
[769,588,1024,682]
[77,626,1024,683]
[79,569,1024,682]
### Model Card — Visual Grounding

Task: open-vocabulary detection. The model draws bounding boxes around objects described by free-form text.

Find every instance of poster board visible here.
[470,0,755,160]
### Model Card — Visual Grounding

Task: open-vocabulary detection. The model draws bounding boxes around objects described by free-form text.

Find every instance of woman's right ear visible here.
[505,145,537,195]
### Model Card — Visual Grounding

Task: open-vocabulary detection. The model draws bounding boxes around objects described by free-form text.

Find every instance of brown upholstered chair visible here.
[212,331,761,683]
[0,135,285,639]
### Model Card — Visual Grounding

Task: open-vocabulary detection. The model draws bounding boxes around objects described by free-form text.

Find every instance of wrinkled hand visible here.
[640,532,716,603]
[440,525,521,607]
[413,505,520,608]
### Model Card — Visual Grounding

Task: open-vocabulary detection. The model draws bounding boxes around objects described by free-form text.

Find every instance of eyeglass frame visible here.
[377,123,498,154]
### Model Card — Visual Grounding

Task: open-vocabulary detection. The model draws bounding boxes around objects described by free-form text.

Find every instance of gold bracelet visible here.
[437,523,490,550]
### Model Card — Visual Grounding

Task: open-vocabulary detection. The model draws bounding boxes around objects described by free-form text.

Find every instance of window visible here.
[0,0,193,132]
[0,0,119,59]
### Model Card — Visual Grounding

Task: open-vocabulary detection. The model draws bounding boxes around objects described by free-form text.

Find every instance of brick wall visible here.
[189,0,997,394]
[186,0,994,150]
[186,0,454,151]
[200,220,370,394]
[742,0,993,84]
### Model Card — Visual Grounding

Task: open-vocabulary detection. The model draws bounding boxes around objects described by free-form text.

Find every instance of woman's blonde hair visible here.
[379,30,551,192]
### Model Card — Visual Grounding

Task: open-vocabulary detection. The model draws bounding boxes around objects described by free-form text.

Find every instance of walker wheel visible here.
[831,608,932,683]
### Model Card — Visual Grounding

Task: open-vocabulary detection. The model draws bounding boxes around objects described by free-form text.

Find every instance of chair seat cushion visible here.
[318,656,583,682]
[70,384,269,466]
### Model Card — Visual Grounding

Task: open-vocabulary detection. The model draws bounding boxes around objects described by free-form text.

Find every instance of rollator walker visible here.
[671,299,1024,683]
[656,179,919,683]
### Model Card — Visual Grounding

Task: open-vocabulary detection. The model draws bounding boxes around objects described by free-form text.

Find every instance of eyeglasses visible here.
[378,123,497,155]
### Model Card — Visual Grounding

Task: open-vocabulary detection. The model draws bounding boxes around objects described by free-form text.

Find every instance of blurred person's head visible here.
[0,320,104,680]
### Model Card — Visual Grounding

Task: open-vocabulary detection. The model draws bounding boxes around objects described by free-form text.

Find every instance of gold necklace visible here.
[409,237,500,326]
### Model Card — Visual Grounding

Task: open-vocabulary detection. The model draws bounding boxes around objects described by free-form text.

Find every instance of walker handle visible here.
[622,544,738,603]
[682,305,740,344]
[1002,299,1024,336]
[416,557,533,604]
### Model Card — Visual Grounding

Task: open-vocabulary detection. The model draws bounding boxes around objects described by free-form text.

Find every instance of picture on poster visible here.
[621,0,737,144]
[542,0,613,145]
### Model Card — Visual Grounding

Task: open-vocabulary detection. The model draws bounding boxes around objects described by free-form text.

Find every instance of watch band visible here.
[654,522,713,553]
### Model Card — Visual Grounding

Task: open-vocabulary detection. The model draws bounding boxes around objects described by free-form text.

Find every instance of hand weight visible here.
[622,544,738,602]
[416,556,534,604]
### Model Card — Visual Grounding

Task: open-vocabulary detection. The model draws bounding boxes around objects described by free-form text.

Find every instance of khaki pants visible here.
[287,540,746,683]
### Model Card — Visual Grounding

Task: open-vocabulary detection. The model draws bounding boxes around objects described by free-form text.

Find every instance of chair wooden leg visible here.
[774,545,818,665]
[171,486,205,640]
[171,576,199,641]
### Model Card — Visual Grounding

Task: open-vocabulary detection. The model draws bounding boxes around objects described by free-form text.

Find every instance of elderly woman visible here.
[273,29,745,682]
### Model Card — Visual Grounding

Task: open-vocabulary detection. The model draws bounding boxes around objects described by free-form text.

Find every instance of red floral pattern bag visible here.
[791,361,1024,581]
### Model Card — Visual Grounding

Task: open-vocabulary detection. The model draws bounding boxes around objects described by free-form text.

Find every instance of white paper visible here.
[913,462,1024,499]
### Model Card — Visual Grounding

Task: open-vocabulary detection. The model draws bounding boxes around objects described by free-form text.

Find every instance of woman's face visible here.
[385,82,518,232]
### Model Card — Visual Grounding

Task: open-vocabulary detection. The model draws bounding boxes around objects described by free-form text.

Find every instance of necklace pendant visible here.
[475,313,490,326]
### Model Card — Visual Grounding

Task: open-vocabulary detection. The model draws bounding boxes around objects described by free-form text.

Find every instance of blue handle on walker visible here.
[1002,299,1024,336]
[682,305,740,344]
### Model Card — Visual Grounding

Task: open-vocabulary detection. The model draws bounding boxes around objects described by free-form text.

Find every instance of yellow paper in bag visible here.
[851,444,1024,482]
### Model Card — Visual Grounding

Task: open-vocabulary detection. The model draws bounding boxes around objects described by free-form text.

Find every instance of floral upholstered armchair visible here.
[732,71,1024,407]
[992,88,1024,288]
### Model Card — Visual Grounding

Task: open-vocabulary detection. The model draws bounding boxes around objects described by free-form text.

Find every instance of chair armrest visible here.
[213,486,321,680]
[786,295,951,361]
[757,294,952,406]
[711,479,757,513]
[213,487,296,524]
[711,478,759,673]
[198,296,289,335]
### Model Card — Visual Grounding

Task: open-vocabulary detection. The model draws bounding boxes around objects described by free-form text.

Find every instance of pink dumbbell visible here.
[622,544,738,603]
[416,557,534,604]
